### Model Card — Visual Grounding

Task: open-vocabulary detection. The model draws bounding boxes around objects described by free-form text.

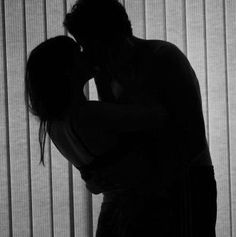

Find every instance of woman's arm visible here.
[74,101,169,134]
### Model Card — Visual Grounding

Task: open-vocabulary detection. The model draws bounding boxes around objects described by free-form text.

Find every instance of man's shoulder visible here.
[142,39,176,53]
[146,40,190,69]
[133,37,180,57]
[136,38,181,61]
[145,39,170,48]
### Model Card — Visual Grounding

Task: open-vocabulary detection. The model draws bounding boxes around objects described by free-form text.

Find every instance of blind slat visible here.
[165,0,187,54]
[125,0,146,39]
[225,1,236,236]
[46,0,71,236]
[186,0,209,140]
[0,0,11,236]
[145,0,166,40]
[206,1,231,236]
[5,0,32,236]
[25,0,53,236]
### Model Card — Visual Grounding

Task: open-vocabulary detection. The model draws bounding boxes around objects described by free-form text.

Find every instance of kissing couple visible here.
[25,0,217,236]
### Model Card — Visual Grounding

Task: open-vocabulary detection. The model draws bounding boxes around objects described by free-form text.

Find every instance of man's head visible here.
[64,0,133,67]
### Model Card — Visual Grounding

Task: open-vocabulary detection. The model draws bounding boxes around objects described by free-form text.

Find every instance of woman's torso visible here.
[48,106,148,193]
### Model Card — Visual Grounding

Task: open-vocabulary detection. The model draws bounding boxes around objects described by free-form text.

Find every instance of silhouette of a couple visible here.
[25,0,217,236]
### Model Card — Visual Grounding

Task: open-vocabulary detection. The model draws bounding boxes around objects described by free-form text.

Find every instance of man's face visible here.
[78,38,108,68]
[77,37,134,76]
[68,44,93,84]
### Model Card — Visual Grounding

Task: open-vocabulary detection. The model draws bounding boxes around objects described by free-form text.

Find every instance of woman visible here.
[25,36,217,237]
[25,36,172,236]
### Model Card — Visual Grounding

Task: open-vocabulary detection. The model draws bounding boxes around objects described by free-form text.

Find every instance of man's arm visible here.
[155,44,203,127]
[72,100,169,134]
[93,68,117,102]
[156,43,207,154]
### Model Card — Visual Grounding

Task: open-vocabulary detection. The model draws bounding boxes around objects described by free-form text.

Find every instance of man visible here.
[64,0,217,236]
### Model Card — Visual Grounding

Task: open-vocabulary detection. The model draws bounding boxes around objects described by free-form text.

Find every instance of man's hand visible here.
[93,67,117,102]
[84,168,124,195]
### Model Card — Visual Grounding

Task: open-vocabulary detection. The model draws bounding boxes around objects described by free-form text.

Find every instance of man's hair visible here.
[64,0,133,44]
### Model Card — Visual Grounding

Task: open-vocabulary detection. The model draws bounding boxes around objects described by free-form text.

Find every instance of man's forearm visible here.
[94,73,116,102]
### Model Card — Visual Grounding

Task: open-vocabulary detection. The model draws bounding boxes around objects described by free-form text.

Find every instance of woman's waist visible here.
[187,146,213,167]
[103,188,136,203]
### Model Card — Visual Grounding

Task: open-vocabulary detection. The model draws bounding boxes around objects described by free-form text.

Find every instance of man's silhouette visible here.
[64,0,217,236]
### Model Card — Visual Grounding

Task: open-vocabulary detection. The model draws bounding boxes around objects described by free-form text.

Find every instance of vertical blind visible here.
[0,0,235,237]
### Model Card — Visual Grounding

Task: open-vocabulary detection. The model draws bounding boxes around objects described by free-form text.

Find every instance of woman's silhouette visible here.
[25,36,176,236]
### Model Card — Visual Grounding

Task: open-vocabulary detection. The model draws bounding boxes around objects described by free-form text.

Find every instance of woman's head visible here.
[25,35,87,122]
[25,35,88,166]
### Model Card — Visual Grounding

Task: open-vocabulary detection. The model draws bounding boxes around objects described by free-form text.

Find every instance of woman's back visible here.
[48,103,150,193]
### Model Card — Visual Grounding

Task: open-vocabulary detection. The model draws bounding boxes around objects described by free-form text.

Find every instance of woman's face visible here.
[71,46,92,84]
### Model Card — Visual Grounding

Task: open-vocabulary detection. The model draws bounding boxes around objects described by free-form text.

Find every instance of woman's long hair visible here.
[25,36,80,166]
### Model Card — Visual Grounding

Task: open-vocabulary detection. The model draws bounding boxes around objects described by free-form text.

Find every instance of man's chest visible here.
[110,69,163,106]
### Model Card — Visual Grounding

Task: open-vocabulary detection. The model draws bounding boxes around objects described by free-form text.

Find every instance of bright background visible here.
[0,0,235,236]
